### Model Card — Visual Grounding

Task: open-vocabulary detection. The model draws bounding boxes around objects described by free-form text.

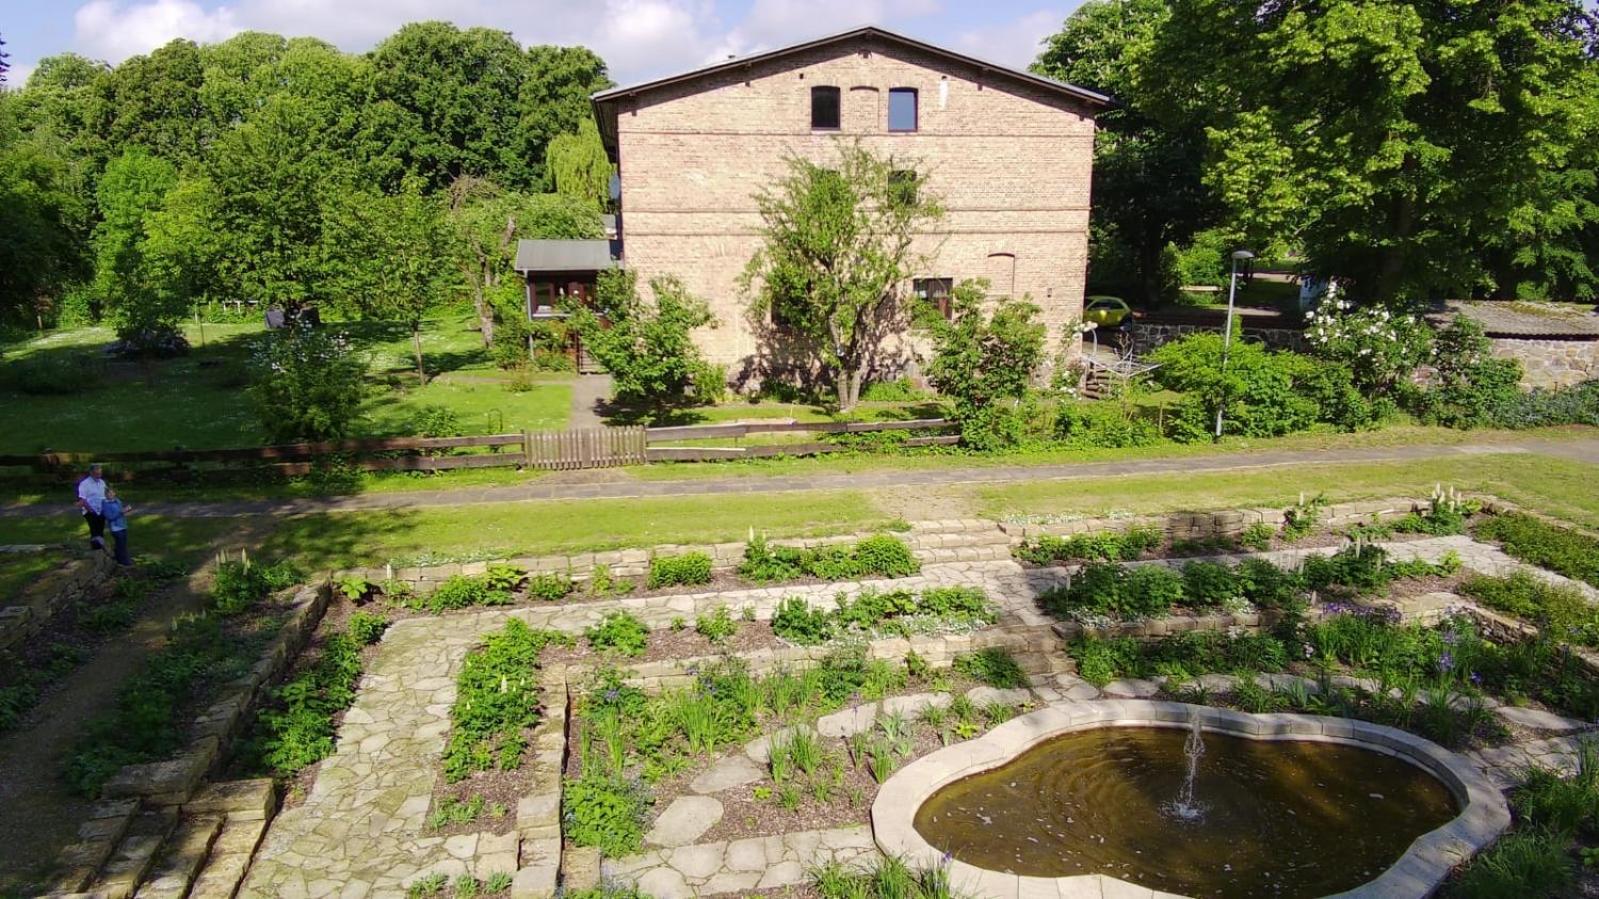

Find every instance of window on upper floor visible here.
[811,86,841,130]
[888,88,918,132]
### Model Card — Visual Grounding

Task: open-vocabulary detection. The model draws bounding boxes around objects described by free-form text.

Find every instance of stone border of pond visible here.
[871,700,1511,899]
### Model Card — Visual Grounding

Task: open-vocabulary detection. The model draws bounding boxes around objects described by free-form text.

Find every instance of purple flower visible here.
[603,688,620,702]
[1470,671,1483,686]
[1443,630,1460,646]
[1437,651,1454,673]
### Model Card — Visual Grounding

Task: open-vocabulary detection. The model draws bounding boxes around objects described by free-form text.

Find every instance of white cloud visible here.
[952,8,1066,71]
[74,0,240,62]
[7,61,37,89]
[713,0,940,61]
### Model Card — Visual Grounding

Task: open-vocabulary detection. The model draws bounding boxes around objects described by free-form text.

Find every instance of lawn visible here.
[0,514,250,567]
[252,490,894,570]
[976,453,1599,531]
[0,311,572,454]
[0,550,66,604]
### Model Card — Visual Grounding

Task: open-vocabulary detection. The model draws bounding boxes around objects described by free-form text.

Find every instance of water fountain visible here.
[1162,714,1207,821]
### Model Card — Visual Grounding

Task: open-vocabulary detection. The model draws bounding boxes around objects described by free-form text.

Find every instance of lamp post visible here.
[1213,248,1255,441]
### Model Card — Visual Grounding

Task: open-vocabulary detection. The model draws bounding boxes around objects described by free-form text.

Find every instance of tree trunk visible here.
[412,327,428,386]
[477,271,496,347]
[837,367,863,411]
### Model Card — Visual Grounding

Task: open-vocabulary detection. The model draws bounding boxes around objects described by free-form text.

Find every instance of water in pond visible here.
[913,726,1458,898]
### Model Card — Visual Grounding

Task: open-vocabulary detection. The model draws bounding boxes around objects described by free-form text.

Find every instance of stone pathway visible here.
[604,825,878,898]
[6,438,1594,519]
[1468,734,1595,789]
[567,374,613,430]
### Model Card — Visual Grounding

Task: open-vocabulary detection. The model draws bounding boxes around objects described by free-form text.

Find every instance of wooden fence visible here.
[0,419,953,478]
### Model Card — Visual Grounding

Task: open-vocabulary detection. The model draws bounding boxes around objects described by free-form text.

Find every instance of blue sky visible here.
[1,0,1088,88]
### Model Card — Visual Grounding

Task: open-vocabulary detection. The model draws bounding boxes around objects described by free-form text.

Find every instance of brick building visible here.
[521,26,1108,386]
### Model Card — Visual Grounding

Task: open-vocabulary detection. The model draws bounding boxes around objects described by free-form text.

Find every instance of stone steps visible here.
[88,808,178,899]
[132,815,224,899]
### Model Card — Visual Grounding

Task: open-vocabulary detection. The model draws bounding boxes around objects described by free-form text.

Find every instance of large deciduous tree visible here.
[546,117,612,210]
[743,144,944,410]
[90,148,184,348]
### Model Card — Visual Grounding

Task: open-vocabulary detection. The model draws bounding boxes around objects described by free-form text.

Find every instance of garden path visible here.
[0,523,269,895]
[566,374,613,430]
[4,437,1597,520]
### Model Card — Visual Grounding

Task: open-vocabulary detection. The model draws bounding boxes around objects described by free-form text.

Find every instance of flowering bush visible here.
[1414,317,1523,429]
[1303,298,1432,396]
[248,326,367,442]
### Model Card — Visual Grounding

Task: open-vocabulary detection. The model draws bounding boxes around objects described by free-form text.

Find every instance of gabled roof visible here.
[514,239,618,273]
[591,25,1112,155]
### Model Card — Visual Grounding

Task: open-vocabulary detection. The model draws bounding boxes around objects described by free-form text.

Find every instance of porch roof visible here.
[514,239,619,274]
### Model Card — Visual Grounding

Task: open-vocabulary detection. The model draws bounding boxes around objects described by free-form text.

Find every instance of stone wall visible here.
[1487,336,1599,390]
[0,549,115,654]
[1127,321,1307,357]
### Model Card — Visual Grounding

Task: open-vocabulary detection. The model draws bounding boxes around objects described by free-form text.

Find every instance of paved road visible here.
[3,437,1594,520]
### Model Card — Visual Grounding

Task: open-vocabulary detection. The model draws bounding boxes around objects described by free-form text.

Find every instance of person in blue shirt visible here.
[100,487,133,567]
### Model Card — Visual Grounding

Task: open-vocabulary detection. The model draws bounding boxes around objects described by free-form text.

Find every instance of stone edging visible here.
[0,549,115,653]
[870,701,1510,899]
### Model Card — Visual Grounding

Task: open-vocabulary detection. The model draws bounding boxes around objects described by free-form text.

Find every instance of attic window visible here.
[811,86,841,130]
[888,88,918,132]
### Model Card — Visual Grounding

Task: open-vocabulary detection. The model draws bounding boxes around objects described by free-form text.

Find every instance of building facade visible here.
[582,27,1107,386]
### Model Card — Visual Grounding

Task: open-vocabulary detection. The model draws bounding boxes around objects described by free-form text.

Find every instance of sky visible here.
[0,0,1089,89]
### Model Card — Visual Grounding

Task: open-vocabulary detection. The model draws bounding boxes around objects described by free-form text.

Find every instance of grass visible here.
[253,490,890,570]
[0,311,571,453]
[0,514,240,565]
[976,453,1599,531]
[0,551,65,602]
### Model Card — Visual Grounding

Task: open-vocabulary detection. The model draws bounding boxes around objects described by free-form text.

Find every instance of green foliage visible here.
[647,552,713,589]
[348,611,389,645]
[525,572,574,602]
[1239,523,1274,551]
[739,533,920,584]
[247,326,368,442]
[426,794,488,830]
[546,118,612,209]
[571,270,724,410]
[1015,525,1164,565]
[442,620,565,782]
[423,575,499,612]
[1162,227,1234,291]
[585,612,649,658]
[1054,401,1164,449]
[812,856,960,899]
[1462,572,1599,647]
[1181,560,1242,609]
[1151,333,1375,441]
[922,280,1046,425]
[1416,317,1524,430]
[743,144,945,409]
[1514,740,1599,838]
[1490,378,1599,430]
[1447,830,1575,899]
[91,148,188,352]
[562,773,649,857]
[1304,300,1432,398]
[1475,513,1599,589]
[1041,560,1183,620]
[210,560,299,614]
[771,597,836,646]
[695,605,738,645]
[953,648,1028,689]
[65,614,262,795]
[250,632,361,778]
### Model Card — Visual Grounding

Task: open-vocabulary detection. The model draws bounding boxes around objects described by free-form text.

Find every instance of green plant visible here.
[570,270,725,411]
[1415,317,1523,430]
[771,597,835,645]
[740,533,920,584]
[1181,560,1242,609]
[1014,525,1164,565]
[525,572,574,602]
[249,326,369,442]
[1447,830,1575,898]
[1513,740,1599,837]
[423,575,491,612]
[563,770,651,855]
[1239,523,1275,551]
[647,552,713,589]
[211,560,300,614]
[348,610,390,646]
[442,620,565,782]
[407,873,448,897]
[336,576,371,602]
[453,874,480,898]
[953,648,1028,689]
[1041,560,1184,620]
[586,612,649,657]
[1281,493,1328,542]
[1476,512,1599,589]
[587,564,633,597]
[481,564,525,592]
[427,794,486,830]
[484,872,513,892]
[695,605,738,645]
[812,856,959,899]
[1462,572,1599,647]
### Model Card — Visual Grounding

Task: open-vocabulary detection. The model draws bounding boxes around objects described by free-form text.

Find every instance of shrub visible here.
[1072,636,1142,686]
[1239,523,1274,551]
[1415,317,1523,430]
[922,282,1046,423]
[586,612,649,657]
[1181,561,1242,609]
[348,611,389,645]
[851,535,920,579]
[953,648,1028,689]
[647,552,712,589]
[1303,299,1432,397]
[1490,378,1599,429]
[739,534,919,583]
[211,560,300,615]
[562,773,649,857]
[1462,572,1599,647]
[424,575,491,612]
[248,326,368,442]
[1152,334,1366,441]
[251,633,362,777]
[860,378,929,402]
[771,597,835,645]
[813,856,959,899]
[1054,401,1163,448]
[695,606,738,645]
[411,405,464,439]
[1514,741,1599,837]
[442,620,565,782]
[569,270,725,411]
[1041,561,1182,620]
[1475,513,1599,589]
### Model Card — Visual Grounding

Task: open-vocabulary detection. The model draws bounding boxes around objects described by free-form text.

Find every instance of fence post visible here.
[522,430,533,469]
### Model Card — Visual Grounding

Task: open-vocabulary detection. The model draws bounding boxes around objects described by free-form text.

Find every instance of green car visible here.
[1083,295,1133,328]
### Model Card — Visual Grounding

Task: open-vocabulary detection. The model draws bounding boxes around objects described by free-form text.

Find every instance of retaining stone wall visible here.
[0,549,115,653]
[1128,322,1307,356]
[998,497,1424,541]
[1487,336,1599,390]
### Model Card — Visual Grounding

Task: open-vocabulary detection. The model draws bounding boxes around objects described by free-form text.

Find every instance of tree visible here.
[520,45,612,184]
[97,39,206,163]
[446,178,602,347]
[1033,0,1217,303]
[570,270,723,413]
[248,325,367,442]
[0,91,91,324]
[743,144,944,410]
[91,149,186,349]
[324,182,455,383]
[921,280,1046,418]
[546,118,612,209]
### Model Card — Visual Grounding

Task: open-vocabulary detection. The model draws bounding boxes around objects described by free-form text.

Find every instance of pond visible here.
[912,725,1458,898]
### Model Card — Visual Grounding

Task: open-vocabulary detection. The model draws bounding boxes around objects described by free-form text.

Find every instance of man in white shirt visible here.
[76,463,107,550]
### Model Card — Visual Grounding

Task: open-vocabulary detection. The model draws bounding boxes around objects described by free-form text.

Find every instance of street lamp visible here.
[1214,248,1255,441]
